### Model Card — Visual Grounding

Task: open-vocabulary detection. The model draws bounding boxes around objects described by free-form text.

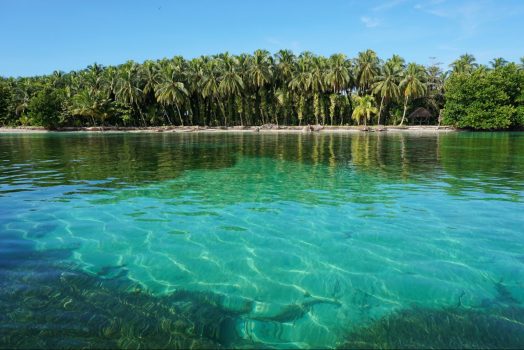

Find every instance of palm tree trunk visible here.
[399,95,408,126]
[162,106,172,125]
[175,104,184,126]
[188,106,194,126]
[377,95,385,125]
[240,111,243,126]
[136,103,147,127]
[219,101,227,127]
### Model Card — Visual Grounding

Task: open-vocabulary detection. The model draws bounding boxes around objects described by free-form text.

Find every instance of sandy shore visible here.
[0,125,457,134]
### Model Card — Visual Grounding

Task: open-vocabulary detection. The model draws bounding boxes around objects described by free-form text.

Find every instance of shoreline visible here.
[0,125,458,134]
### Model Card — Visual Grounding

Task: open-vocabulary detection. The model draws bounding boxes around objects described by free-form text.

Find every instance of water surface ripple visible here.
[1,132,523,348]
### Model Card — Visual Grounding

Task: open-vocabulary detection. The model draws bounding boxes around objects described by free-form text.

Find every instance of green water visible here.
[1,131,523,348]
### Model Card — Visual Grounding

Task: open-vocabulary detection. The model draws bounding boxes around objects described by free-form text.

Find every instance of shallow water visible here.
[1,131,523,348]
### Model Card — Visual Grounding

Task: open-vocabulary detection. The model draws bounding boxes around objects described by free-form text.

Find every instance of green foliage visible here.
[444,64,524,130]
[399,63,427,126]
[27,87,65,128]
[352,94,377,126]
[0,80,11,125]
[0,52,522,129]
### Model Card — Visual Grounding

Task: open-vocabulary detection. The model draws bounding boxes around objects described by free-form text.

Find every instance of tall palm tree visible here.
[248,50,273,125]
[69,89,112,126]
[352,94,377,126]
[50,70,65,88]
[450,54,478,74]
[326,54,351,125]
[155,62,189,126]
[399,63,427,126]
[355,49,379,95]
[387,54,406,71]
[275,49,295,84]
[372,63,401,125]
[116,62,145,126]
[274,50,296,125]
[248,49,273,88]
[490,57,508,69]
[289,55,313,125]
[326,54,351,93]
[186,57,207,125]
[310,55,326,124]
[83,63,105,94]
[425,64,446,116]
[201,58,221,126]
[141,60,159,97]
[218,53,244,126]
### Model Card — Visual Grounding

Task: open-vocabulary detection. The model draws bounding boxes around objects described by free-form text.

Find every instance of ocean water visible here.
[1,131,523,348]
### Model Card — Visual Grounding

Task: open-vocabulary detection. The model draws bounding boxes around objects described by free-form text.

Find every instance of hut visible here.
[408,107,433,125]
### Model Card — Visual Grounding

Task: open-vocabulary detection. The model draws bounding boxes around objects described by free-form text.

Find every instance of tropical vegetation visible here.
[0,50,523,130]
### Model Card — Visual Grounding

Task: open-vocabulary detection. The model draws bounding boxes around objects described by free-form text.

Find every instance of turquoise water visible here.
[1,131,524,348]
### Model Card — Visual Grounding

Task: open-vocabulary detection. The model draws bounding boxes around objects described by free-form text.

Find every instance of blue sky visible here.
[1,0,523,77]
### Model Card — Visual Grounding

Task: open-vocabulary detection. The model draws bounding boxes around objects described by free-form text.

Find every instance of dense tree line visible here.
[0,50,523,129]
[443,56,524,129]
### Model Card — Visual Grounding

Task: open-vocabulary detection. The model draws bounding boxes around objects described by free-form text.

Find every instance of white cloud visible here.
[361,16,381,28]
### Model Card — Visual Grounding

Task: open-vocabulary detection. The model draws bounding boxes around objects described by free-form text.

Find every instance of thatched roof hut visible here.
[408,107,433,125]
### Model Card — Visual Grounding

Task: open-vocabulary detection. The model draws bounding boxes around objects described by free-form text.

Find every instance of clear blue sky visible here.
[1,0,523,77]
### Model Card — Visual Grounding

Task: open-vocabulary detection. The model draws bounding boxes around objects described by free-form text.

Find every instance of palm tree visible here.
[387,54,406,71]
[185,57,207,126]
[200,58,221,126]
[450,54,478,74]
[102,66,119,98]
[83,63,105,93]
[399,63,427,126]
[141,60,159,97]
[372,63,401,125]
[355,49,379,95]
[274,50,296,125]
[155,62,189,126]
[326,54,351,94]
[248,49,273,88]
[248,50,273,125]
[311,55,326,124]
[69,89,112,126]
[425,64,446,116]
[326,54,351,125]
[352,94,377,126]
[13,79,32,117]
[289,55,313,125]
[490,57,508,69]
[50,70,65,88]
[218,53,244,126]
[115,62,145,126]
[275,50,295,83]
